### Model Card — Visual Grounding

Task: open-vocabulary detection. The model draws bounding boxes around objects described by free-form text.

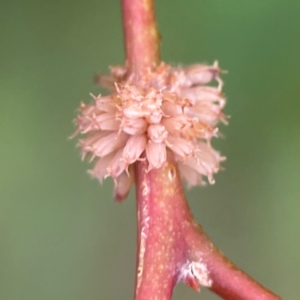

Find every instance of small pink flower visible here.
[146,141,167,170]
[74,61,226,201]
[122,134,147,166]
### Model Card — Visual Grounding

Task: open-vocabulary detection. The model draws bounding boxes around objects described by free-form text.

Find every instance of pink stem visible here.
[121,0,281,299]
[121,0,160,72]
[184,222,281,300]
[134,154,281,300]
[134,156,186,299]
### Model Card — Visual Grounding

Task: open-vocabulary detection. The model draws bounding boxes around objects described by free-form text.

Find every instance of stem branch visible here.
[134,153,281,300]
[121,0,281,299]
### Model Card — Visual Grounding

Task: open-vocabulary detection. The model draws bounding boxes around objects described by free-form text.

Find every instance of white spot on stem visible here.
[180,259,212,288]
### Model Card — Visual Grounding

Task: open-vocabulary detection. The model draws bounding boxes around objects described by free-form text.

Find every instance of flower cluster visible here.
[75,62,226,201]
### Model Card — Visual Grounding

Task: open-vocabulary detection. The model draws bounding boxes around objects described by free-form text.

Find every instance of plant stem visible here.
[184,219,281,300]
[121,0,282,299]
[121,0,160,71]
[134,155,182,299]
[134,153,281,300]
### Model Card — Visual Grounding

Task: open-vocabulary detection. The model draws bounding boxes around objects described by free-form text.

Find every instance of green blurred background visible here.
[1,0,299,299]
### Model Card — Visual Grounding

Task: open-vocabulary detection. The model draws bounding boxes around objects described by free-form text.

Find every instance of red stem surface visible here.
[121,0,160,71]
[134,154,281,300]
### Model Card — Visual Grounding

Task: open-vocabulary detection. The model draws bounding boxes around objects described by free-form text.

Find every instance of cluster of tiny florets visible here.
[75,62,226,201]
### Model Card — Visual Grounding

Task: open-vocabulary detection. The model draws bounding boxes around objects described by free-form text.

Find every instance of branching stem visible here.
[121,0,282,299]
[134,153,280,300]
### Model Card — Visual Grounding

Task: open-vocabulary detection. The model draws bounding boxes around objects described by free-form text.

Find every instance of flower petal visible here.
[180,86,224,105]
[94,95,119,112]
[114,167,134,202]
[166,135,195,159]
[162,115,191,136]
[161,101,183,116]
[93,131,128,157]
[146,141,166,170]
[121,117,148,135]
[184,142,223,184]
[177,162,203,187]
[107,148,127,178]
[123,134,147,165]
[95,113,120,131]
[88,152,116,181]
[183,61,220,86]
[147,124,168,143]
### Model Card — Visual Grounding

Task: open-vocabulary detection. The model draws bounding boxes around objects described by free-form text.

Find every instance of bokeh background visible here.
[1,0,300,299]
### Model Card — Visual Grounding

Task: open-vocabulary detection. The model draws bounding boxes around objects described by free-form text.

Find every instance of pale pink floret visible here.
[183,61,221,86]
[75,61,227,201]
[89,152,115,181]
[122,103,147,119]
[166,135,195,159]
[146,141,167,170]
[120,117,148,135]
[186,102,225,126]
[92,131,128,158]
[94,95,119,113]
[180,86,225,106]
[122,134,147,166]
[114,168,135,202]
[174,61,221,88]
[95,113,120,131]
[162,115,191,135]
[147,124,168,143]
[107,148,127,178]
[161,101,183,116]
[177,163,203,188]
[145,109,163,124]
